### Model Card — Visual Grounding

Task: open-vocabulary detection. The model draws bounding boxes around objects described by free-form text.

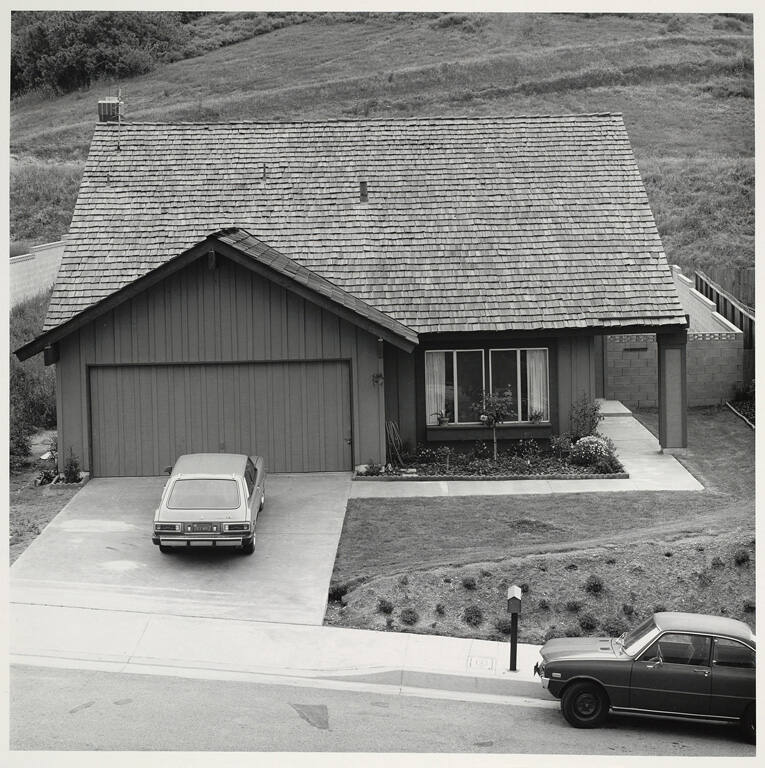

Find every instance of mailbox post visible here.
[507,585,522,671]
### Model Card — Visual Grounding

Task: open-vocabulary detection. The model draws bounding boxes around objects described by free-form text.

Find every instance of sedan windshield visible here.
[622,616,660,655]
[167,478,240,510]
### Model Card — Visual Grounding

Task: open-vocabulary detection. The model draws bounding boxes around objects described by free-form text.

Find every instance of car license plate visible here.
[190,523,213,533]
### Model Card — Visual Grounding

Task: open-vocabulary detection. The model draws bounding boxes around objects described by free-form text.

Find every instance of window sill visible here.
[427,423,551,429]
[426,423,553,442]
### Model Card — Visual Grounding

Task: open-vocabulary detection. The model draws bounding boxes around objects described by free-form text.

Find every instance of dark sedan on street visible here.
[534,612,755,743]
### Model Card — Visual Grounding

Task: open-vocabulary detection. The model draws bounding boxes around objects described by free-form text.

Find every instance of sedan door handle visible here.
[693,668,709,676]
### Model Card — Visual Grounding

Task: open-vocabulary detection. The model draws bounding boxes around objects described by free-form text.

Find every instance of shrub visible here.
[653,604,667,613]
[549,432,572,458]
[518,439,541,459]
[605,557,616,565]
[463,605,484,627]
[578,613,599,631]
[544,625,562,641]
[10,291,57,455]
[564,626,583,637]
[698,570,713,587]
[400,608,419,626]
[377,598,394,615]
[711,556,725,569]
[584,574,603,595]
[435,602,445,616]
[570,436,613,467]
[601,617,628,636]
[62,449,81,483]
[398,574,409,586]
[480,569,493,577]
[664,551,673,558]
[461,576,477,590]
[494,617,514,634]
[564,563,578,571]
[520,583,530,594]
[363,460,383,476]
[538,598,550,610]
[734,549,750,566]
[565,600,583,612]
[621,603,634,617]
[385,617,394,629]
[569,395,602,440]
[327,583,349,603]
[743,599,755,613]
[593,454,623,474]
[472,440,491,459]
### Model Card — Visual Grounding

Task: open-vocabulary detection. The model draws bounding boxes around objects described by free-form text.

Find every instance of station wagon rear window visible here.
[167,479,240,510]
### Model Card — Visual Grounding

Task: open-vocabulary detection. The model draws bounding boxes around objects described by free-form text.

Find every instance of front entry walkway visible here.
[350,404,702,499]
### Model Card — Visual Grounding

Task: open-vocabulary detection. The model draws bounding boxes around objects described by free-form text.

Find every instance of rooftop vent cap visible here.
[98,97,121,123]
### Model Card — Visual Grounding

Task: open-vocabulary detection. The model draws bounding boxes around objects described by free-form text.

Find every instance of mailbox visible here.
[507,584,522,614]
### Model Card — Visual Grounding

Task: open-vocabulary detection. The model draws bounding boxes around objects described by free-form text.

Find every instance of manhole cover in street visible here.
[468,656,495,671]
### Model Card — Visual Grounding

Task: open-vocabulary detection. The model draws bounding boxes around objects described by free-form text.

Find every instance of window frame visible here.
[712,636,756,669]
[424,348,485,425]
[488,347,551,424]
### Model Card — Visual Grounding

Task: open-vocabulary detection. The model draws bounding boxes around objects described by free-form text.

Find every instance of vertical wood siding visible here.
[58,256,384,475]
[556,336,596,433]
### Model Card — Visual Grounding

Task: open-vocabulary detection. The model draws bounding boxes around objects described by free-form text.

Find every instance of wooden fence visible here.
[695,269,754,386]
[695,264,755,309]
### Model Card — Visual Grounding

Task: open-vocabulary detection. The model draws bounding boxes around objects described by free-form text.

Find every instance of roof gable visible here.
[16,229,417,360]
[44,114,687,334]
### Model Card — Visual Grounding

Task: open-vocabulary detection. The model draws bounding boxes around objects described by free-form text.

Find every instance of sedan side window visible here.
[654,633,711,666]
[713,638,755,669]
[244,462,256,498]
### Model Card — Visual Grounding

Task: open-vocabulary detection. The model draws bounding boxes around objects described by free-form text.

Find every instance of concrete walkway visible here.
[10,602,546,702]
[351,402,702,498]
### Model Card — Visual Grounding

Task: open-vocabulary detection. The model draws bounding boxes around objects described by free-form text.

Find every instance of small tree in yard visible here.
[472,387,515,460]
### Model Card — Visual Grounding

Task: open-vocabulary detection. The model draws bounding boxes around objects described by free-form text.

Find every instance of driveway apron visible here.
[10,473,351,625]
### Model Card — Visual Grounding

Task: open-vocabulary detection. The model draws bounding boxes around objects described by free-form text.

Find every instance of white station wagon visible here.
[152,453,266,555]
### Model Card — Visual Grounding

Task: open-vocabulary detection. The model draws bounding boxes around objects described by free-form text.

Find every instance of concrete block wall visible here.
[10,241,65,306]
[606,332,743,408]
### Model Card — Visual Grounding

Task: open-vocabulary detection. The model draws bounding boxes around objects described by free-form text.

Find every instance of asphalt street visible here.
[10,665,754,756]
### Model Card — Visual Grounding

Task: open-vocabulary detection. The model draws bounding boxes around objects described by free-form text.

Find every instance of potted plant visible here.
[431,410,450,426]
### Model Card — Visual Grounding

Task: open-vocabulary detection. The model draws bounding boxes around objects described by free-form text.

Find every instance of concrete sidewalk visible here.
[10,602,546,701]
[351,401,702,498]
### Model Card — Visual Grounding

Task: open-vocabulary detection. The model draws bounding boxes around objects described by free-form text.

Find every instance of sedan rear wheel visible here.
[740,704,755,744]
[561,681,609,728]
[242,535,255,555]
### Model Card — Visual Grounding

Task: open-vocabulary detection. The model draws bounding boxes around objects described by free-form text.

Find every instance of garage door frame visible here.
[86,357,356,477]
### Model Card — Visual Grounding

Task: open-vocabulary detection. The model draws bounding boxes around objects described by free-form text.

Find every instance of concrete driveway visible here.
[10,473,351,625]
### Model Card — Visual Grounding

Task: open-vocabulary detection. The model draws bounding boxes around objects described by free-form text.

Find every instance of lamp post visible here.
[507,585,522,671]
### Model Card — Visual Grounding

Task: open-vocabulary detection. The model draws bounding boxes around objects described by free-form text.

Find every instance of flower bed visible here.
[358,436,626,480]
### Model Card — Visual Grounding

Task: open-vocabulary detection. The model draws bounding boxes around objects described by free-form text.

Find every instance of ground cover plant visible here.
[728,380,755,425]
[10,12,753,291]
[325,406,755,641]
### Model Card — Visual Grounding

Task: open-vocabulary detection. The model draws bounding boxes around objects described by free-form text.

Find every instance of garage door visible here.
[89,361,352,476]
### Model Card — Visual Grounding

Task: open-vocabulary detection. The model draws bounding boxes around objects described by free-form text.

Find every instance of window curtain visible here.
[425,352,446,425]
[526,350,549,420]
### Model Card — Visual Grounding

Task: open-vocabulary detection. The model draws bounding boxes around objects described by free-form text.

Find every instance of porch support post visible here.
[657,330,688,452]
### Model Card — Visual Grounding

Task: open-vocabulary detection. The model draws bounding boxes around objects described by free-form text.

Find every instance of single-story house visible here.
[16,114,689,477]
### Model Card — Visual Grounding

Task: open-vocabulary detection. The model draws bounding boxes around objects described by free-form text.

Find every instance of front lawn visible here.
[325,407,755,641]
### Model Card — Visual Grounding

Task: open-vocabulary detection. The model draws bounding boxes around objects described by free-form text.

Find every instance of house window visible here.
[425,350,485,425]
[425,348,550,426]
[489,348,550,422]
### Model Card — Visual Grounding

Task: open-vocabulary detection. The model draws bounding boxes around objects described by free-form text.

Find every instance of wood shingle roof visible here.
[44,114,686,334]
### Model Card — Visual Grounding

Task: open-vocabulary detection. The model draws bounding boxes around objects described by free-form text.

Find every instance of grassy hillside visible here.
[10,11,753,278]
